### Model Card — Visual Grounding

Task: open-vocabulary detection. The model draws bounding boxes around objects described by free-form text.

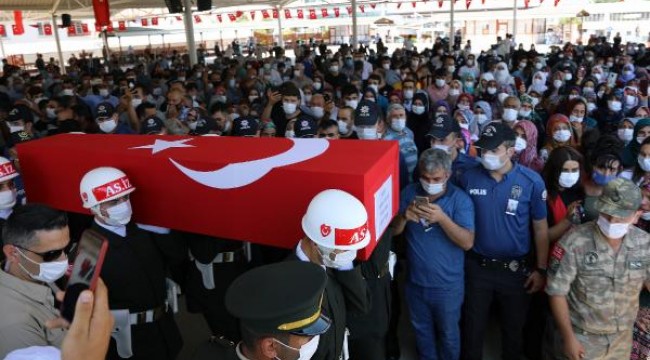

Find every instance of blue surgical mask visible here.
[591,171,616,186]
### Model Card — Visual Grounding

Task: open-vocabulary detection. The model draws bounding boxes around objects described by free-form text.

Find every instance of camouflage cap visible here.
[594,178,642,218]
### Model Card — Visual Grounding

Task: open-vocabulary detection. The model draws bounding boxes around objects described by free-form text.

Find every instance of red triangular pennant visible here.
[152,17,158,25]
[334,7,340,17]
[194,15,201,23]
[346,6,352,14]
[321,8,329,17]
[297,9,304,19]
[370,3,376,9]
[217,14,222,22]
[262,10,270,19]
[309,8,317,19]
[272,9,278,18]
[438,0,444,8]
[235,11,243,17]
[284,9,292,19]
[118,20,126,31]
[227,13,236,21]
[141,18,148,26]
[359,4,365,12]
[554,0,559,6]
[466,0,471,9]
[0,25,6,37]
[397,3,402,8]
[250,11,256,20]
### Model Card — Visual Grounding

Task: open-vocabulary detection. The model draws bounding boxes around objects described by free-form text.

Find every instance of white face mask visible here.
[553,79,563,89]
[391,118,406,132]
[345,100,359,109]
[564,73,573,81]
[46,108,57,119]
[313,82,322,90]
[609,100,622,112]
[188,121,198,130]
[518,109,531,118]
[558,171,580,188]
[502,108,518,122]
[639,156,650,172]
[318,246,357,269]
[358,127,378,140]
[638,136,647,145]
[642,212,650,221]
[531,97,540,107]
[458,104,470,111]
[274,335,320,360]
[62,89,74,96]
[329,65,339,73]
[337,121,349,134]
[481,152,505,171]
[412,105,426,115]
[514,137,527,153]
[435,79,446,88]
[498,93,509,104]
[618,128,634,142]
[103,200,133,226]
[485,87,497,95]
[535,63,543,70]
[0,189,16,210]
[285,130,295,138]
[283,102,297,115]
[419,178,445,195]
[553,129,572,142]
[369,84,379,93]
[475,113,488,124]
[17,249,68,283]
[99,89,110,97]
[131,98,142,108]
[98,118,117,133]
[248,95,259,103]
[403,90,414,100]
[8,124,24,133]
[626,94,637,107]
[569,115,583,123]
[587,103,597,113]
[311,106,324,119]
[597,215,630,239]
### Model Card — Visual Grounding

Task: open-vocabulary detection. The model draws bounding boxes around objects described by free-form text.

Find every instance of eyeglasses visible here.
[17,242,74,262]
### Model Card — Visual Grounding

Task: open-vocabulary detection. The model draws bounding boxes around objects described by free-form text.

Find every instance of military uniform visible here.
[546,178,650,360]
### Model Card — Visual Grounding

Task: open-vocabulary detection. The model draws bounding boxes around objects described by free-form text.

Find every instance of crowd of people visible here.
[0,31,650,360]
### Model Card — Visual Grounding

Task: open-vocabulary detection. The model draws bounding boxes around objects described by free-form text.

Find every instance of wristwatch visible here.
[535,267,547,276]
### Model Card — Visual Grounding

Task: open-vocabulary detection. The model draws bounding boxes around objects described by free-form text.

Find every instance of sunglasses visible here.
[17,242,74,262]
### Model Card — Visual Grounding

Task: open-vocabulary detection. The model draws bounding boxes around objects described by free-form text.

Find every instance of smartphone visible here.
[607,72,618,88]
[60,229,108,322]
[415,196,429,208]
[640,79,649,96]
[324,93,331,103]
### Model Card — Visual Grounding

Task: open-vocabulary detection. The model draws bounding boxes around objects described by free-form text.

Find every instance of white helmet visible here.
[79,167,135,209]
[302,189,371,251]
[0,157,19,183]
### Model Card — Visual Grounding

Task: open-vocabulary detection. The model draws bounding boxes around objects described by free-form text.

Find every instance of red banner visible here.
[554,0,560,5]
[321,8,329,17]
[217,14,222,22]
[284,9,291,18]
[194,15,202,23]
[250,11,256,20]
[227,13,236,21]
[12,24,24,36]
[92,0,110,26]
[334,7,340,17]
[152,17,159,25]
[438,0,444,7]
[13,11,24,35]
[44,23,53,36]
[346,6,352,14]
[19,135,399,260]
[141,18,148,26]
[106,22,114,32]
[81,23,89,33]
[370,3,377,8]
[412,2,416,7]
[67,25,76,36]
[0,25,5,37]
[359,4,365,12]
[262,10,270,19]
[272,9,279,18]
[118,20,126,31]
[235,11,243,17]
[309,8,317,19]
[297,9,304,19]
[94,22,101,31]
[466,0,471,9]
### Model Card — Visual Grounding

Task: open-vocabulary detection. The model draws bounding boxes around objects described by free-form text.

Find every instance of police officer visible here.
[0,156,20,263]
[79,167,183,360]
[547,178,650,360]
[459,123,549,360]
[192,261,331,360]
[291,189,371,360]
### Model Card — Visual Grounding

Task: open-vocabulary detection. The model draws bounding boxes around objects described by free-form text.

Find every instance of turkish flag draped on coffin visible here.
[18,135,399,260]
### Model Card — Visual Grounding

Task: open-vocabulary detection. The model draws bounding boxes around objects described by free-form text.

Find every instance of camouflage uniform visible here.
[546,178,650,360]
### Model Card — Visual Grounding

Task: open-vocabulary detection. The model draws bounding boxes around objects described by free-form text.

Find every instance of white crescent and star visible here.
[130,138,330,189]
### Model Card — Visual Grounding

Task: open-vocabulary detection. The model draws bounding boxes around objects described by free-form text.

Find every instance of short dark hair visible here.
[240,325,289,351]
[318,119,338,131]
[3,204,68,249]
[280,82,301,99]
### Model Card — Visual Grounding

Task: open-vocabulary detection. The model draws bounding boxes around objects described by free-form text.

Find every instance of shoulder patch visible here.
[542,190,547,201]
[548,244,566,275]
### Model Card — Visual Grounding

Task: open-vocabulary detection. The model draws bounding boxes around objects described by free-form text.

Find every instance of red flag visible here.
[0,25,5,37]
[67,25,76,36]
[235,11,243,17]
[359,4,365,12]
[297,9,304,19]
[272,9,278,19]
[175,16,183,21]
[227,13,236,21]
[106,22,114,32]
[81,23,89,33]
[92,0,111,26]
[12,24,24,35]
[309,8,317,19]
[44,23,53,36]
[152,17,158,25]
[18,135,399,260]
[250,11,256,20]
[397,3,402,8]
[217,14,222,22]
[118,20,126,31]
[13,11,24,35]
[412,2,416,7]
[194,15,202,23]
[540,0,544,3]
[334,7,340,17]
[524,0,529,7]
[262,10,270,19]
[141,18,148,26]
[482,0,485,3]
[466,0,471,9]
[370,3,377,9]
[346,6,352,14]
[321,8,329,17]
[284,9,292,18]
[554,0,559,5]
[438,0,444,7]
[95,22,101,31]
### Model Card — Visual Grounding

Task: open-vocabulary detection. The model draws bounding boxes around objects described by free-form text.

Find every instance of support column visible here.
[0,35,5,59]
[183,0,198,65]
[449,0,455,52]
[51,13,66,74]
[277,7,284,47]
[101,30,111,60]
[513,0,518,43]
[351,0,358,49]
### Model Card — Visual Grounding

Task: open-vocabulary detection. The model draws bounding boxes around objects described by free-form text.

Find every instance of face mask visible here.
[583,87,594,94]
[8,124,24,133]
[104,200,133,226]
[318,246,357,269]
[17,248,68,283]
[449,89,461,96]
[62,89,74,96]
[337,121,349,134]
[564,73,573,81]
[99,119,117,133]
[639,156,650,172]
[188,121,198,130]
[403,90,414,100]
[533,78,545,86]
[487,87,497,95]
[558,172,580,188]
[313,81,322,90]
[274,335,320,360]
[420,178,445,195]
[553,79,563,89]
[467,60,475,67]
[618,128,634,142]
[215,95,227,103]
[597,215,630,239]
[248,95,259,103]
[283,102,297,115]
[638,136,647,145]
[587,103,597,113]
[99,89,110,97]
[391,118,406,132]
[514,137,527,153]
[46,108,57,119]
[358,127,378,140]
[329,65,339,73]
[412,105,426,115]
[345,100,359,109]
[519,109,531,118]
[535,63,543,70]
[131,99,142,108]
[435,79,446,88]
[177,76,186,82]
[0,189,16,210]
[609,100,622,112]
[531,97,540,107]
[591,171,616,186]
[311,106,324,118]
[369,84,379,93]
[432,144,451,153]
[481,153,505,171]
[382,63,391,70]
[568,95,579,100]
[458,104,470,111]
[569,115,583,123]
[626,94,637,107]
[519,62,526,69]
[303,94,313,103]
[447,65,456,73]
[285,130,295,138]
[459,123,469,130]
[502,108,518,122]
[553,129,572,142]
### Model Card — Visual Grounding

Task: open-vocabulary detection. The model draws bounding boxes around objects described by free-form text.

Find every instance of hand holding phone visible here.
[60,229,108,323]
